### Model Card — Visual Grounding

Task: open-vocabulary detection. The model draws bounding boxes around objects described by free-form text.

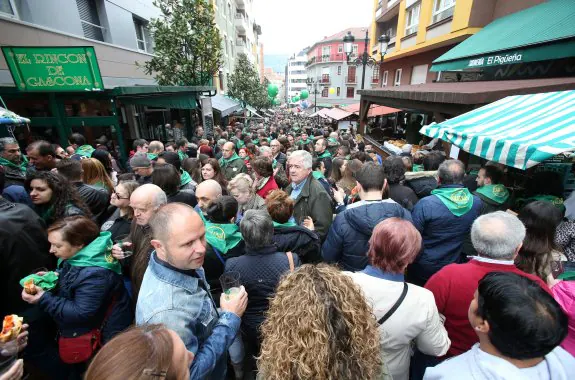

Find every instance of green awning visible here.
[113,85,216,109]
[431,0,575,72]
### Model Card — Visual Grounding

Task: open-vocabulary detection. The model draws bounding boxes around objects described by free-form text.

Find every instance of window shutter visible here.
[76,0,103,41]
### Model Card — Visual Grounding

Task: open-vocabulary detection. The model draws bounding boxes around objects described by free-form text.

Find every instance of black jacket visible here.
[0,198,55,318]
[273,152,287,169]
[272,226,321,263]
[204,240,245,305]
[74,182,109,222]
[167,191,197,207]
[2,165,26,188]
[224,246,300,342]
[388,183,419,211]
[405,172,438,199]
[100,208,133,242]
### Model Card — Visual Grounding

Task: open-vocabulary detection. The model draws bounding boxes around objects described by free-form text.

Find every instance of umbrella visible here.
[0,107,30,125]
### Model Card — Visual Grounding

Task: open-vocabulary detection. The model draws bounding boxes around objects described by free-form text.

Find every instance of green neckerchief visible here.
[0,156,28,172]
[252,139,260,145]
[312,170,325,180]
[273,220,297,228]
[219,152,241,167]
[272,159,277,169]
[528,195,565,209]
[178,150,188,162]
[469,169,480,177]
[75,145,95,158]
[431,187,474,217]
[476,184,510,205]
[59,231,121,275]
[147,153,158,161]
[93,181,108,191]
[412,164,424,172]
[328,137,339,145]
[20,272,59,291]
[558,271,575,280]
[298,138,312,145]
[180,170,192,187]
[205,222,242,254]
[317,150,332,159]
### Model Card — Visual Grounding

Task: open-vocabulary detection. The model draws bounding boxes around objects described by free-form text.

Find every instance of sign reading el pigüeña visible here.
[1,46,103,92]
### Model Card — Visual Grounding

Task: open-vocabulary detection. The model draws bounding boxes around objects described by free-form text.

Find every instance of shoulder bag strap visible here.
[286,251,295,272]
[377,283,408,325]
[212,247,226,265]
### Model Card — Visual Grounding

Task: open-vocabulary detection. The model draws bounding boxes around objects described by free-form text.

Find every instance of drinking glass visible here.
[219,271,241,299]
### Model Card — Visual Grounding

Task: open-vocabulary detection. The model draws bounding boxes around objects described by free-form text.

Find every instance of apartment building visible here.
[305,28,376,107]
[370,0,546,87]
[286,49,307,101]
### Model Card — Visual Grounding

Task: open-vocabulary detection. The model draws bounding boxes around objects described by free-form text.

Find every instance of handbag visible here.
[58,296,116,364]
[377,283,408,325]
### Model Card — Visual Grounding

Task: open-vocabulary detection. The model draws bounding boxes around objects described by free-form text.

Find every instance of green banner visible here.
[1,46,103,92]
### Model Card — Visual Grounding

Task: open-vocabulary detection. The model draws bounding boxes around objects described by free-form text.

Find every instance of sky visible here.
[253,0,374,56]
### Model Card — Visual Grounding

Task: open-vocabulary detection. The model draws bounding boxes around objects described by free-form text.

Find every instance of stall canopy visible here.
[245,104,264,119]
[420,90,575,170]
[431,0,575,72]
[324,108,353,121]
[212,94,242,116]
[342,103,401,117]
[0,106,30,125]
[309,108,330,119]
[112,86,215,109]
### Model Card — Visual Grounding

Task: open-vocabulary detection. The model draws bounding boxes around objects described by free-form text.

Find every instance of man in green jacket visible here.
[219,142,247,181]
[285,150,333,241]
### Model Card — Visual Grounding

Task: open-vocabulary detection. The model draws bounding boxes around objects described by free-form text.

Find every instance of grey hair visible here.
[227,173,254,194]
[259,146,272,155]
[240,209,273,249]
[217,139,227,147]
[288,150,313,169]
[152,190,168,208]
[437,159,465,185]
[471,211,526,260]
[0,137,18,153]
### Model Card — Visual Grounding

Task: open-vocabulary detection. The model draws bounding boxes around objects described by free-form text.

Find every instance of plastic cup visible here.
[551,260,564,279]
[0,340,18,376]
[115,236,133,259]
[219,271,241,298]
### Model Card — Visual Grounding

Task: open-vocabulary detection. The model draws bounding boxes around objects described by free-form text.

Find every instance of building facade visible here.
[305,28,377,107]
[286,49,307,101]
[370,0,546,88]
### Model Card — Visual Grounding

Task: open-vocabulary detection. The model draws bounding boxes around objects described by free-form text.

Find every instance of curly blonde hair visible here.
[258,264,383,380]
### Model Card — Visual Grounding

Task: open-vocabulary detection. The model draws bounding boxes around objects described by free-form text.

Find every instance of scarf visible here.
[317,150,332,159]
[147,153,158,161]
[75,145,94,158]
[298,138,312,145]
[19,271,59,291]
[327,137,339,145]
[431,187,474,217]
[272,159,277,169]
[180,170,192,187]
[178,150,188,162]
[528,195,565,209]
[252,139,260,145]
[273,220,297,228]
[59,232,122,274]
[558,271,575,280]
[412,164,424,172]
[312,171,325,180]
[219,152,241,167]
[235,140,245,149]
[205,222,243,254]
[0,156,28,172]
[476,184,510,205]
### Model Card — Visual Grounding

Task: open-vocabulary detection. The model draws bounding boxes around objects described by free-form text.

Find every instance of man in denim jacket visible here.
[136,203,248,380]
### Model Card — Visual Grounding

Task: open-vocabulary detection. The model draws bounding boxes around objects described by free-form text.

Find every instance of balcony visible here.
[306,53,346,67]
[234,13,247,33]
[375,0,400,22]
[235,39,247,55]
[345,75,357,84]
[371,77,379,84]
[235,0,245,9]
[319,75,331,84]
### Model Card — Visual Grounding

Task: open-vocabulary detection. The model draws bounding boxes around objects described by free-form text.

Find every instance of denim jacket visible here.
[136,252,241,380]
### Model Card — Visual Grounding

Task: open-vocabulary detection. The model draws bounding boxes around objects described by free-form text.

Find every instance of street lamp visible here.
[343,30,389,90]
[306,77,321,125]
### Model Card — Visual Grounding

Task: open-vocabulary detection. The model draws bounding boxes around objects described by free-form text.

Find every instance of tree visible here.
[227,54,270,110]
[143,0,223,86]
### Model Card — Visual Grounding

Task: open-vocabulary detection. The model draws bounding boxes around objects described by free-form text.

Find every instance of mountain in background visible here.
[264,54,290,74]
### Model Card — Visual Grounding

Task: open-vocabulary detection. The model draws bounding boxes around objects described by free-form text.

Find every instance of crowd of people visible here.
[1,112,575,380]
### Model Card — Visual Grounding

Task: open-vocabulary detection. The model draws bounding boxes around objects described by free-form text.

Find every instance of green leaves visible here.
[143,0,223,86]
[227,54,270,110]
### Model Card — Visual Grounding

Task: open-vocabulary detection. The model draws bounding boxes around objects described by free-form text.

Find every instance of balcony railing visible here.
[345,75,357,84]
[319,76,330,84]
[306,53,346,67]
[371,77,379,84]
[235,39,246,47]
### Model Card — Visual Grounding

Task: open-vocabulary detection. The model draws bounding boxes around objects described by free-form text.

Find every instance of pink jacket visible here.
[552,281,575,357]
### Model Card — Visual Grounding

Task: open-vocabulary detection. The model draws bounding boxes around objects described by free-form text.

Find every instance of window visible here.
[372,69,380,84]
[0,0,17,17]
[432,0,455,24]
[337,87,341,96]
[133,18,151,52]
[337,66,342,75]
[405,1,421,36]
[322,87,329,97]
[322,46,331,62]
[351,44,359,58]
[337,45,343,53]
[76,0,104,41]
[394,69,402,86]
[346,87,355,98]
[383,70,389,86]
[410,64,428,85]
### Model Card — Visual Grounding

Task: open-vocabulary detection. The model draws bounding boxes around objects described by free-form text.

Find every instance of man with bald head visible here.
[136,203,247,380]
[195,179,222,216]
[219,142,247,181]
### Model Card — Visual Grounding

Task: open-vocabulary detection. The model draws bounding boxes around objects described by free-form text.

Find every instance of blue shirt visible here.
[361,265,404,282]
[289,178,308,200]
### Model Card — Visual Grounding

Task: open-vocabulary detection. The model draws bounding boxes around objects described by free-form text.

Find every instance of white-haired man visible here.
[285,150,333,240]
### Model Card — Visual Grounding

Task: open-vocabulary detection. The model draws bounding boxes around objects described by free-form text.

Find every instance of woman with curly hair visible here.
[81,157,115,193]
[25,171,91,225]
[258,264,385,380]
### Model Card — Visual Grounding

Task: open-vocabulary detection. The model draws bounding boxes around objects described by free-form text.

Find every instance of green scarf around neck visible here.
[558,271,575,281]
[178,150,188,162]
[317,150,332,159]
[235,140,245,149]
[75,145,94,158]
[298,138,312,145]
[272,159,277,169]
[205,222,242,254]
[0,156,28,172]
[528,195,565,209]
[476,184,510,205]
[412,164,424,172]
[147,153,158,161]
[327,137,339,145]
[273,220,297,228]
[252,139,260,145]
[431,187,474,217]
[312,170,325,180]
[59,232,122,274]
[219,152,241,167]
[180,170,192,187]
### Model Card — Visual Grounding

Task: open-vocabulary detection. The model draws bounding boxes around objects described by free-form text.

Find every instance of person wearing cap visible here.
[130,153,153,185]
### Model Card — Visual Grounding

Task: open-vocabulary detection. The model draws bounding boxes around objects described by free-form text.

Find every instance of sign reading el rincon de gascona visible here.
[1,46,103,92]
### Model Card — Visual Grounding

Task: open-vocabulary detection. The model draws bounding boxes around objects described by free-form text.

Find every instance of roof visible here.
[359,77,575,106]
[211,94,242,116]
[324,108,354,121]
[420,90,575,170]
[432,0,575,71]
[342,103,401,117]
[112,86,215,96]
[308,27,369,51]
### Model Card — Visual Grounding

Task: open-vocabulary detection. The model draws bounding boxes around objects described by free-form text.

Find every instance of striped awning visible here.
[420,90,575,170]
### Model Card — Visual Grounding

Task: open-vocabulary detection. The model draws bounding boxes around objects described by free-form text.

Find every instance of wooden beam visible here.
[358,98,372,135]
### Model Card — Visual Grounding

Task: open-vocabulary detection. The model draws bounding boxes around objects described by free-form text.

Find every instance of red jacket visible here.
[256,176,279,199]
[425,259,550,358]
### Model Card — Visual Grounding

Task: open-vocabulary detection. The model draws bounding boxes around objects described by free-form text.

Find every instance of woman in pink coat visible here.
[552,272,575,356]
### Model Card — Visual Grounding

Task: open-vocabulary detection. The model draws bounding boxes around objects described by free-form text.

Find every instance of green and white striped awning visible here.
[420,90,575,170]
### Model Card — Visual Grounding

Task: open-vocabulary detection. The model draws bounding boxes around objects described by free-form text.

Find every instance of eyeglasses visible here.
[113,191,130,200]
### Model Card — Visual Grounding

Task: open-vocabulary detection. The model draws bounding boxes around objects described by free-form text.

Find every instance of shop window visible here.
[322,87,329,97]
[405,1,421,36]
[346,87,354,98]
[394,69,402,86]
[76,0,105,42]
[432,0,455,24]
[64,98,112,117]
